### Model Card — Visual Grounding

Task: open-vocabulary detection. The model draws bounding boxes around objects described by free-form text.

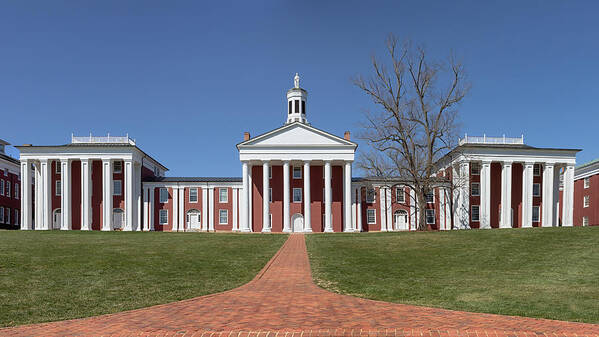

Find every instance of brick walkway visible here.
[2,234,598,337]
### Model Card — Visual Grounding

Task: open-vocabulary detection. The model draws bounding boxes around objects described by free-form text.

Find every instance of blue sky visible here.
[1,1,598,176]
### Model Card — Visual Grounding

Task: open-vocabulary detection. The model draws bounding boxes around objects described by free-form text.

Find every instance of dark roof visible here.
[576,158,599,170]
[0,153,20,165]
[144,176,242,183]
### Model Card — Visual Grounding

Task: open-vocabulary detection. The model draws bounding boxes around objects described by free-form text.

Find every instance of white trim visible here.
[189,187,198,203]
[471,182,480,197]
[425,190,435,203]
[219,188,228,203]
[583,177,590,189]
[471,162,481,175]
[159,209,168,225]
[113,179,122,196]
[366,208,376,224]
[292,188,302,203]
[583,195,590,208]
[395,186,405,203]
[471,205,480,222]
[532,205,540,222]
[533,183,541,197]
[159,187,168,203]
[583,216,589,226]
[292,166,302,179]
[219,209,228,224]
[55,180,61,196]
[425,209,436,224]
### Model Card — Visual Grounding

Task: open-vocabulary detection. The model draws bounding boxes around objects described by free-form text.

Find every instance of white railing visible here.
[459,134,524,146]
[71,133,136,145]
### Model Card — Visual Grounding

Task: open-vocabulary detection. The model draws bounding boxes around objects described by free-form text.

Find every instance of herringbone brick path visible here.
[2,234,598,337]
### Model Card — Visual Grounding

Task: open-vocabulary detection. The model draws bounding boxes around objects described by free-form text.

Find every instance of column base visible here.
[240,227,252,232]
[262,228,271,233]
[303,228,313,233]
[283,228,292,233]
[324,228,333,233]
[101,227,112,231]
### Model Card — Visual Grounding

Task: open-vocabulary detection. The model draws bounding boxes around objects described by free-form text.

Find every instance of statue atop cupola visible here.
[286,73,308,124]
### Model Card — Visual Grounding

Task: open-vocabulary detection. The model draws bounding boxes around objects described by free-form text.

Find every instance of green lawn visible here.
[306,227,599,323]
[0,231,287,327]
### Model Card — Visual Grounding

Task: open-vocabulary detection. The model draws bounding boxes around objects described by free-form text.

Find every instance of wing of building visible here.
[12,75,590,232]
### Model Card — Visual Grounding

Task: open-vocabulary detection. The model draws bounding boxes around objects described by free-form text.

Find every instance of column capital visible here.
[502,160,513,166]
[544,163,555,169]
[303,160,312,165]
[481,160,492,165]
[60,158,72,164]
[524,161,535,166]
[262,161,269,166]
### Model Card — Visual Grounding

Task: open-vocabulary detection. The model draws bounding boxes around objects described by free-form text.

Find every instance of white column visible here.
[343,161,353,232]
[34,162,41,229]
[500,161,513,228]
[439,188,445,230]
[409,188,416,230]
[351,186,357,231]
[20,160,32,230]
[41,159,52,230]
[179,187,185,231]
[102,159,113,231]
[324,161,333,232]
[303,161,312,232]
[480,161,491,229]
[552,165,561,225]
[542,163,555,227]
[380,187,387,231]
[135,163,142,231]
[562,164,575,227]
[241,162,249,232]
[124,160,133,231]
[232,187,239,231]
[81,159,92,230]
[522,162,534,228]
[202,187,208,231]
[149,187,155,230]
[248,164,253,231]
[283,161,291,232]
[444,187,451,230]
[61,159,71,230]
[171,186,179,231]
[356,186,362,232]
[143,187,149,231]
[262,162,270,232]
[454,162,470,229]
[208,187,215,231]
[385,187,392,231]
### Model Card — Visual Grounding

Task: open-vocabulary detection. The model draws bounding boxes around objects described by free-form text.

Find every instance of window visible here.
[294,99,299,114]
[471,163,480,175]
[219,188,228,203]
[425,190,434,203]
[471,205,480,222]
[5,182,10,199]
[396,187,405,203]
[0,179,3,196]
[583,195,590,208]
[14,209,18,225]
[15,183,19,199]
[189,188,198,203]
[56,181,61,196]
[532,206,540,222]
[533,183,540,197]
[159,188,168,203]
[584,177,590,189]
[471,183,480,196]
[583,216,589,226]
[55,162,61,174]
[367,209,376,224]
[5,208,9,224]
[113,161,122,173]
[0,207,3,224]
[159,209,168,224]
[113,180,122,196]
[288,100,292,114]
[269,188,272,202]
[293,188,302,202]
[293,166,302,179]
[3,168,7,176]
[219,210,228,224]
[366,189,375,203]
[269,166,272,179]
[426,209,435,224]
[533,164,541,176]
[302,100,306,115]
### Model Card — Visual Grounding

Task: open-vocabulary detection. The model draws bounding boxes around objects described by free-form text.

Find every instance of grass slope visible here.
[0,231,287,327]
[306,227,599,323]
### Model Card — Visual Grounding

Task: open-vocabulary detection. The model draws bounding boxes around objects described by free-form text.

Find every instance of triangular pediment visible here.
[238,122,355,148]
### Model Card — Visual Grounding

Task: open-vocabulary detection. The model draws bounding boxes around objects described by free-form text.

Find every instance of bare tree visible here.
[354,35,470,230]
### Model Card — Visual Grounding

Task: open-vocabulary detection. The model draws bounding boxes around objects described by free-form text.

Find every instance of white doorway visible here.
[394,210,408,231]
[113,208,124,229]
[53,208,61,229]
[187,209,201,230]
[291,213,304,232]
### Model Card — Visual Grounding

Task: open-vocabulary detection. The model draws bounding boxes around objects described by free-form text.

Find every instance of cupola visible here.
[286,73,308,124]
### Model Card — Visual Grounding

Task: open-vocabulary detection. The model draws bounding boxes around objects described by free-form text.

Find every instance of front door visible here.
[395,212,408,230]
[187,211,201,229]
[53,209,61,229]
[113,210,123,229]
[292,214,304,232]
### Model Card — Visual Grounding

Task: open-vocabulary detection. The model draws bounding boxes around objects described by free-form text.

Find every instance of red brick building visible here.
[573,159,599,226]
[0,140,22,227]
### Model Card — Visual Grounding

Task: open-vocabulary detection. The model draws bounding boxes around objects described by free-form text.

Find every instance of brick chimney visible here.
[344,131,351,141]
[243,132,250,141]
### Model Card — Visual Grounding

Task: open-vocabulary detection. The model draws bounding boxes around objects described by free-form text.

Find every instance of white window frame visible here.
[15,183,19,199]
[366,189,375,203]
[189,188,198,203]
[269,188,272,202]
[5,181,10,199]
[471,163,481,175]
[14,209,18,225]
[0,207,3,224]
[219,188,228,203]
[471,182,480,197]
[55,162,61,174]
[269,166,272,179]
[56,180,61,196]
[366,209,376,224]
[582,216,589,226]
[159,209,168,224]
[5,207,9,224]
[293,188,302,203]
[583,195,590,208]
[532,206,540,222]
[0,179,3,196]
[219,209,228,224]
[396,187,405,203]
[425,209,435,224]
[425,190,435,203]
[471,205,480,222]
[533,183,541,197]
[113,180,122,196]
[584,177,590,189]
[293,166,302,179]
[113,161,122,174]
[533,164,541,176]
[159,188,168,203]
